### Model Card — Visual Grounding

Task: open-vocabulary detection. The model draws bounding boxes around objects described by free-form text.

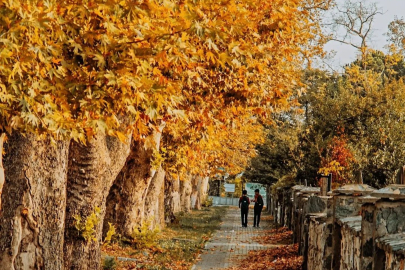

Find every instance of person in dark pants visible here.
[239,190,250,227]
[252,189,264,227]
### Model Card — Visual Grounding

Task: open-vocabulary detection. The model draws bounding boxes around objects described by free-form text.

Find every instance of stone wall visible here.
[338,216,361,270]
[307,213,331,270]
[272,184,405,270]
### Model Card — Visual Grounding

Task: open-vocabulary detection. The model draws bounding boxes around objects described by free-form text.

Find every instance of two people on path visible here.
[238,189,264,227]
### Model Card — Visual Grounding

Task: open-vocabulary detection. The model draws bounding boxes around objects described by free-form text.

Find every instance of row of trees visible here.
[245,1,405,189]
[0,0,330,269]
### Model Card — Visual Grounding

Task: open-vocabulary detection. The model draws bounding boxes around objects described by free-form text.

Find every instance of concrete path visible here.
[192,207,278,270]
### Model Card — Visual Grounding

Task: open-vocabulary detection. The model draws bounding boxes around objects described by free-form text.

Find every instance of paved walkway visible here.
[192,207,278,269]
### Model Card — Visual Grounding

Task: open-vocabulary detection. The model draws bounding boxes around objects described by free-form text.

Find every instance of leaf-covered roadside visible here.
[102,207,226,270]
[253,227,293,245]
[229,226,302,270]
[232,244,302,270]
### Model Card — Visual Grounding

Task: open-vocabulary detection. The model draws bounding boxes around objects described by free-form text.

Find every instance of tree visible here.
[328,0,382,59]
[244,112,303,185]
[299,51,405,187]
[105,0,331,239]
[0,0,330,268]
[388,18,405,54]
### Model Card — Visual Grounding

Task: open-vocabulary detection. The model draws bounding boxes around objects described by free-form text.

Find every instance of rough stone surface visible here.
[307,214,332,270]
[272,184,405,270]
[375,202,405,238]
[338,216,362,270]
[361,203,376,270]
[376,233,405,270]
[332,184,375,195]
[307,196,327,213]
[372,184,405,200]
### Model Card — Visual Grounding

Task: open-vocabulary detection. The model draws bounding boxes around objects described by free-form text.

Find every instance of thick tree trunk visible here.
[63,134,131,270]
[180,178,192,213]
[143,166,166,228]
[164,175,181,223]
[104,124,164,237]
[103,140,155,238]
[190,176,210,210]
[0,134,69,270]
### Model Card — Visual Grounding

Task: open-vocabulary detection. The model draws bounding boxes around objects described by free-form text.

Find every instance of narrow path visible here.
[192,206,279,270]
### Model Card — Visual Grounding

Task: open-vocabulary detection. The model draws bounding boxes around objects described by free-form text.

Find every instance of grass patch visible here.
[102,206,226,270]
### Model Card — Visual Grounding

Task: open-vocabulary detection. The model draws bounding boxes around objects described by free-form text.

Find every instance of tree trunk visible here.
[180,178,192,213]
[198,177,210,208]
[0,134,69,270]
[104,124,164,237]
[0,133,6,211]
[164,175,181,223]
[157,176,166,227]
[103,140,154,238]
[190,176,199,210]
[63,134,131,270]
[143,166,166,228]
[190,176,210,210]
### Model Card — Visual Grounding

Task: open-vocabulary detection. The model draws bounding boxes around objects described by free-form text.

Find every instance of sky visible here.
[323,0,405,69]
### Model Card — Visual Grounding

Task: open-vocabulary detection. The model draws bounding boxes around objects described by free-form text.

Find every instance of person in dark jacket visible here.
[239,190,250,227]
[252,189,264,227]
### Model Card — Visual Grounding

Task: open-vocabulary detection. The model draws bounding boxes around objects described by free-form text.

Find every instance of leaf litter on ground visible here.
[253,227,293,244]
[228,226,302,270]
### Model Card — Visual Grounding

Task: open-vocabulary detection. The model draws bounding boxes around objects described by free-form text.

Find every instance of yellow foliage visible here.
[131,218,160,249]
[0,0,329,179]
[103,222,116,246]
[318,160,344,176]
[74,207,101,243]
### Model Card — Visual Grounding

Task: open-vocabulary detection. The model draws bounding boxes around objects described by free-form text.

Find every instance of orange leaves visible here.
[206,52,216,64]
[254,227,294,245]
[319,132,356,186]
[228,244,303,270]
[0,0,328,180]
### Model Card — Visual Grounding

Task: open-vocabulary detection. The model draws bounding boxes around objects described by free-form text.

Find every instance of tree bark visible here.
[0,133,6,211]
[190,176,199,210]
[0,133,69,270]
[190,176,210,210]
[157,175,166,227]
[104,124,165,237]
[198,177,210,209]
[63,134,131,270]
[103,140,155,238]
[143,166,166,228]
[180,177,192,213]
[164,175,181,223]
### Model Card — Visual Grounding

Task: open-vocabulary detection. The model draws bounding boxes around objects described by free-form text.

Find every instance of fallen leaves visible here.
[228,244,303,270]
[228,225,301,270]
[254,227,293,245]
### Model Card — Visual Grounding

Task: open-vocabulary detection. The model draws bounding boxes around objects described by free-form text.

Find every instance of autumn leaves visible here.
[0,1,330,269]
[0,0,328,178]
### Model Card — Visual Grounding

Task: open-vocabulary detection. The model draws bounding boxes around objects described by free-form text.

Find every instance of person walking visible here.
[239,190,250,227]
[252,189,264,227]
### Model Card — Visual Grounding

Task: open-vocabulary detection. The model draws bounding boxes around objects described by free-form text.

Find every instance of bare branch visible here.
[328,38,361,49]
[327,0,383,54]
